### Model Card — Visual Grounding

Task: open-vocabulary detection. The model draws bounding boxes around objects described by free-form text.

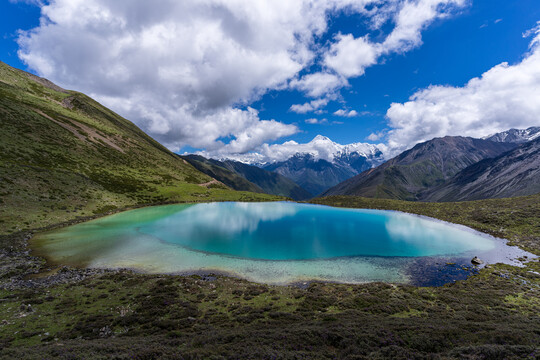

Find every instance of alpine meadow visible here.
[1,1,539,359]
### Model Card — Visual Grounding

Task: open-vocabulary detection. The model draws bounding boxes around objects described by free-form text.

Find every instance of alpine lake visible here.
[31,202,534,286]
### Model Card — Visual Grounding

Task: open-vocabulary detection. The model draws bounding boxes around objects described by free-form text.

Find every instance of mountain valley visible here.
[183,155,312,200]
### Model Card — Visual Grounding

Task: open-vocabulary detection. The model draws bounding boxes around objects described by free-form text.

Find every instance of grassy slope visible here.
[181,155,266,194]
[0,62,282,235]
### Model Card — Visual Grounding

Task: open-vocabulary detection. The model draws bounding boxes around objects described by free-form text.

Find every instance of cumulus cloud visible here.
[334,109,358,117]
[289,72,348,98]
[385,22,540,155]
[290,98,330,114]
[324,34,379,77]
[295,0,466,96]
[18,0,371,152]
[15,0,468,157]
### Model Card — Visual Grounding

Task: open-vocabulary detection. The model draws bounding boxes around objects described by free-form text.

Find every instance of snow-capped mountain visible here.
[296,135,383,163]
[208,135,384,165]
[199,135,385,196]
[258,135,384,196]
[483,126,540,144]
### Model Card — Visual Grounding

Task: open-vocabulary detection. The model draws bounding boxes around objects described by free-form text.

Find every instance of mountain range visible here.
[233,135,385,196]
[206,127,540,202]
[322,136,517,200]
[182,155,312,200]
[423,137,540,201]
[483,126,540,144]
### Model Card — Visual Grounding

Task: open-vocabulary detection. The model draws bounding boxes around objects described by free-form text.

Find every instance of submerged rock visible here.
[471,256,484,265]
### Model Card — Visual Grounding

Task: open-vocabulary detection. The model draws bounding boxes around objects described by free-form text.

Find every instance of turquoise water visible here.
[33,202,524,284]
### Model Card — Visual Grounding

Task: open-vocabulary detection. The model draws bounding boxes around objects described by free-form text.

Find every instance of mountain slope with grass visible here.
[322,136,517,200]
[183,155,312,200]
[0,62,280,234]
[424,137,540,201]
[181,155,265,194]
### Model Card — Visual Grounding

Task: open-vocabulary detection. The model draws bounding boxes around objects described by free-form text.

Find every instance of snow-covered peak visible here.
[340,142,381,157]
[311,134,332,142]
[198,134,384,166]
[484,127,540,144]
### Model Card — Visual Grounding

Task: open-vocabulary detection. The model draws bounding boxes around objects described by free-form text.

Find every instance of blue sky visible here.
[250,0,540,145]
[2,0,540,161]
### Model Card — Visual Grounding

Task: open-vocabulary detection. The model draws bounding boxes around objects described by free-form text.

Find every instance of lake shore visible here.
[1,195,539,359]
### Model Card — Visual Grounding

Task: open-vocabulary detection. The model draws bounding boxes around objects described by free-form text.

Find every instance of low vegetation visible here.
[0,194,537,359]
[0,263,538,359]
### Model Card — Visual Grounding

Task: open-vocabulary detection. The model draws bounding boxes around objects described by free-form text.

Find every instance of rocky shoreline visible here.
[0,230,122,291]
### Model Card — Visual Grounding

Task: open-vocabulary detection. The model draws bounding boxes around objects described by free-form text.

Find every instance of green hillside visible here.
[0,62,281,235]
[182,155,265,194]
[183,155,312,200]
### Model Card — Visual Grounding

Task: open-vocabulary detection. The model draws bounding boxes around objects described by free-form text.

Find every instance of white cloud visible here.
[324,33,378,77]
[15,0,469,157]
[334,109,358,117]
[523,21,540,39]
[366,130,386,141]
[290,72,348,98]
[9,0,44,5]
[290,98,329,114]
[305,118,328,124]
[211,109,299,154]
[385,23,540,155]
[382,0,466,54]
[295,0,467,96]
[18,0,376,152]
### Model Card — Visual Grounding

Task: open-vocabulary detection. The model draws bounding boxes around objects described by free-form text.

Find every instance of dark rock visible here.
[471,256,484,265]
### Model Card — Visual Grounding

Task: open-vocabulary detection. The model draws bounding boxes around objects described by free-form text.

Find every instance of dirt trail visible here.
[198,179,224,188]
[34,109,125,153]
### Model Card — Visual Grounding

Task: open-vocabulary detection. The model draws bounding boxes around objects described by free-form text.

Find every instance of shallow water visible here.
[32,202,533,285]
